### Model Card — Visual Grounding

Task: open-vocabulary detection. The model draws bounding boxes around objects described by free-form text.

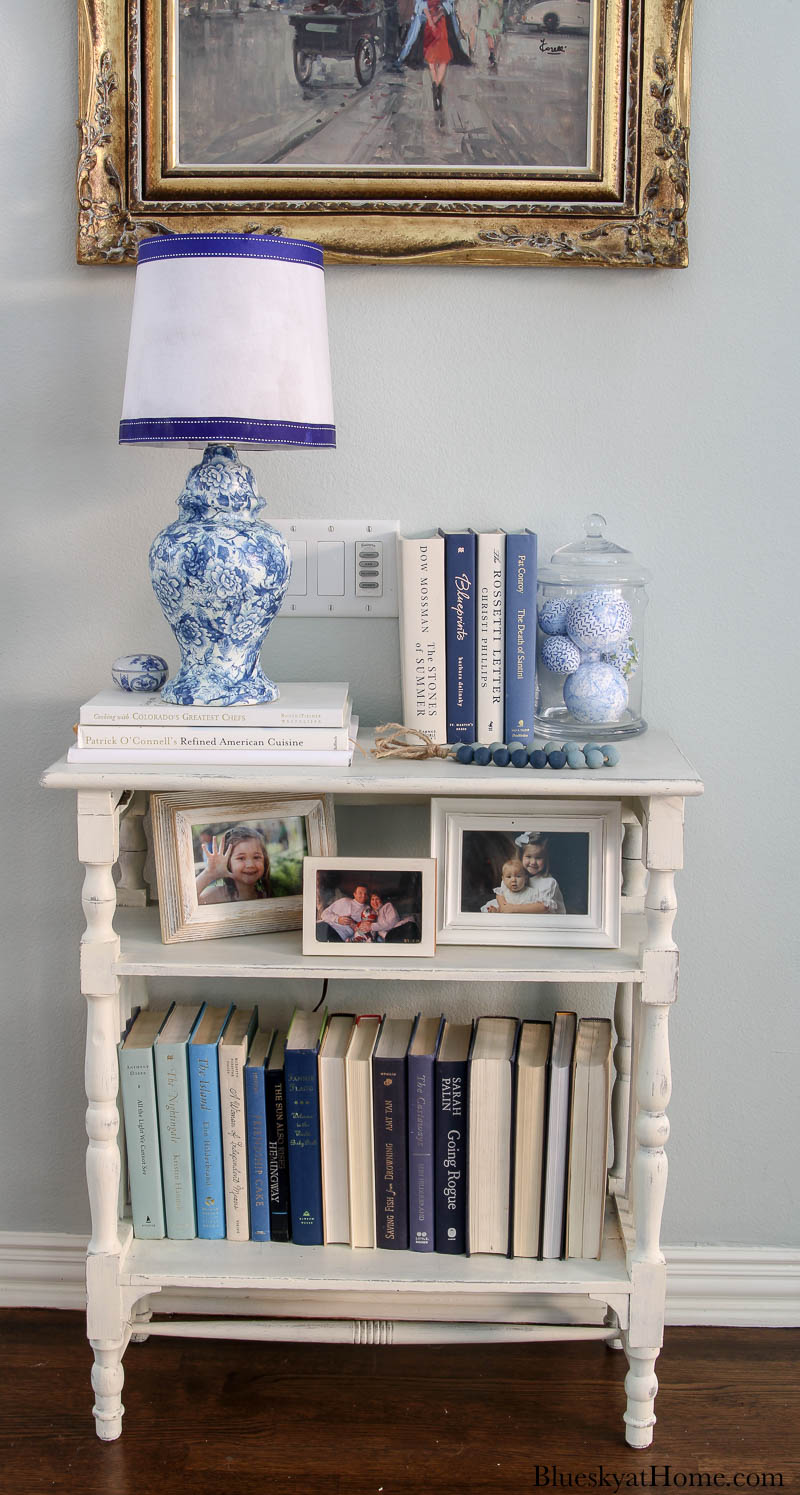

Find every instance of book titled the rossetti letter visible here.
[440,528,477,741]
[504,529,538,744]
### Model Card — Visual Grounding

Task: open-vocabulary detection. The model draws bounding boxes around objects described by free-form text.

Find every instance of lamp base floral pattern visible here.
[149,444,291,706]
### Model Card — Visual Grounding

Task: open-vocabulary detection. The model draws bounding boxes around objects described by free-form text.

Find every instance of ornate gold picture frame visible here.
[77,0,692,267]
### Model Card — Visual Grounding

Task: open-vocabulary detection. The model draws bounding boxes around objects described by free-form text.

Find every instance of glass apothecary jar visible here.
[534,514,650,740]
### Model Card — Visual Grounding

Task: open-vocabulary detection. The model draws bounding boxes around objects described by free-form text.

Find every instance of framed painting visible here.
[77,0,692,266]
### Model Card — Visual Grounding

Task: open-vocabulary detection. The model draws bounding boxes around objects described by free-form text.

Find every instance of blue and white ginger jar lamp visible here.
[534,514,650,740]
[119,233,336,706]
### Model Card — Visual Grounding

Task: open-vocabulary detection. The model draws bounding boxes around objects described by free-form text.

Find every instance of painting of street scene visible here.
[177,0,593,171]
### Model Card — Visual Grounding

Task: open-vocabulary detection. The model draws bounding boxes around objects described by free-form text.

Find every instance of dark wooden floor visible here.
[1,1313,798,1495]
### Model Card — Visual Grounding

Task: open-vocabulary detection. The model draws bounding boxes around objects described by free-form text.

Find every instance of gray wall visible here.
[1,2,797,1245]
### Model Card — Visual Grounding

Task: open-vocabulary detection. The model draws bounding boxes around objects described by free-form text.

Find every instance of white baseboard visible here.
[0,1233,798,1326]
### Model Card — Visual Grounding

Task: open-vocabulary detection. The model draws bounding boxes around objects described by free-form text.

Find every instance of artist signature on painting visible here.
[539,38,567,54]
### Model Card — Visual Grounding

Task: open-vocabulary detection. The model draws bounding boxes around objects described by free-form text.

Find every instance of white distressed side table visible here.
[42,730,702,1447]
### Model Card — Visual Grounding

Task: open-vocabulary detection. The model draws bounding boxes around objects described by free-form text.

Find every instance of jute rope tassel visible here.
[371,724,453,760]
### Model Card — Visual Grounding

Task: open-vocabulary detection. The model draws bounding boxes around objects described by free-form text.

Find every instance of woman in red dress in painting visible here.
[397,0,471,112]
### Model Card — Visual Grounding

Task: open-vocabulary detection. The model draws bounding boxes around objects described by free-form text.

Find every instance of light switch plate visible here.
[272,519,400,616]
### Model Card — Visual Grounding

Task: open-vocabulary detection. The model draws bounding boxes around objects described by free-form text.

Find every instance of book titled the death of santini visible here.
[120,1006,171,1240]
[504,529,538,744]
[188,1004,233,1241]
[154,1001,204,1241]
[440,528,477,741]
[285,1008,328,1247]
[398,533,447,745]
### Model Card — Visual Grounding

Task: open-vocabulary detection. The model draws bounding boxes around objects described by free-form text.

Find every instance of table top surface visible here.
[42,728,702,798]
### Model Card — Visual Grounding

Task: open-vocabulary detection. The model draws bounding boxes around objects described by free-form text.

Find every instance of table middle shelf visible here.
[113,907,646,983]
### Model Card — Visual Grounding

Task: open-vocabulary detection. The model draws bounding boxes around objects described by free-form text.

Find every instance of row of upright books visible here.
[398,528,538,746]
[119,1004,612,1260]
[68,680,357,765]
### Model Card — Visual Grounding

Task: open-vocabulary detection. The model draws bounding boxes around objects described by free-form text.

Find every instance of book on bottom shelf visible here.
[372,1017,414,1250]
[219,1006,258,1241]
[244,1029,276,1243]
[511,1020,551,1259]
[540,1011,578,1260]
[319,1014,356,1245]
[154,1001,205,1240]
[344,1015,381,1249]
[467,1017,520,1256]
[566,1018,612,1260]
[188,1004,234,1241]
[433,1020,472,1255]
[265,1032,291,1243]
[285,1007,328,1246]
[407,1014,444,1252]
[119,1006,172,1240]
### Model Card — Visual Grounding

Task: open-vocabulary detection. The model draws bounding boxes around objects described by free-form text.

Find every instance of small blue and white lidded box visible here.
[534,514,650,740]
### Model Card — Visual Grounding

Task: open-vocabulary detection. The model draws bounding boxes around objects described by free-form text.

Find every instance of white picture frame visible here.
[302,856,437,958]
[150,792,336,944]
[430,797,621,948]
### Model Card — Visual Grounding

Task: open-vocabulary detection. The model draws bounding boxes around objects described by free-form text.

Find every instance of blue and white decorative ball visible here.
[541,635,582,675]
[111,654,169,692]
[566,589,632,653]
[538,596,571,636]
[563,660,629,723]
[604,636,639,678]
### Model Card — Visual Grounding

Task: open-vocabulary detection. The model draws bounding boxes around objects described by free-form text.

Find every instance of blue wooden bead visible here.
[530,749,548,769]
[544,741,563,758]
[455,744,474,764]
[489,741,505,754]
[566,749,585,769]
[600,744,620,766]
[585,748,605,769]
[474,745,492,765]
[548,750,567,769]
[492,747,511,767]
[583,742,602,753]
[508,740,525,754]
[510,748,529,767]
[563,740,581,752]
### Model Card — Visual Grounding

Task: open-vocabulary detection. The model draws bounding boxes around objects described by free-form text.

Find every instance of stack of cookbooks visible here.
[68,682,358,767]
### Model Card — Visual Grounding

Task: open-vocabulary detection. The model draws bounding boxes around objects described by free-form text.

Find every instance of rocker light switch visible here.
[272,519,399,616]
[317,540,345,595]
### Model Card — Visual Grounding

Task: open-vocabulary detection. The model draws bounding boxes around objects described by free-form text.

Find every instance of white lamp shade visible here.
[119,234,335,449]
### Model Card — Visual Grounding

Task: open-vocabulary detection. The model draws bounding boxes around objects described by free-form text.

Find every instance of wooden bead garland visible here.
[453,739,620,769]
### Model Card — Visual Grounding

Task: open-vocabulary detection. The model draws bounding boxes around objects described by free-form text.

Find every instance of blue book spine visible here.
[265,1064,291,1242]
[372,1054,409,1250]
[441,529,477,741]
[245,1063,270,1242]
[119,1047,166,1240]
[434,1058,468,1254]
[285,1049,323,1245]
[504,530,538,743]
[154,1036,197,1240]
[189,1043,226,1240]
[408,1052,435,1252]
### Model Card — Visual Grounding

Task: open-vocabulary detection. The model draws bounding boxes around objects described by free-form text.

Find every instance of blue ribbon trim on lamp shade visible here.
[119,417,336,447]
[136,234,324,269]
